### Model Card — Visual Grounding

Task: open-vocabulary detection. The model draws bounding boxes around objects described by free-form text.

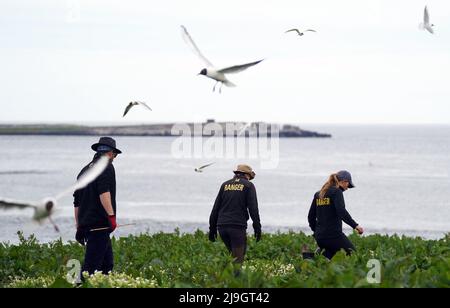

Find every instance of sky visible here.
[0,0,450,124]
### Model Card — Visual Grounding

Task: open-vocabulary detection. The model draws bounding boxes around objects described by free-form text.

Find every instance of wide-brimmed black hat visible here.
[91,137,122,154]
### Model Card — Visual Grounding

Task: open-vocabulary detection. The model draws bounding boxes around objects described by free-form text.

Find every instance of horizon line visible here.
[1,121,450,127]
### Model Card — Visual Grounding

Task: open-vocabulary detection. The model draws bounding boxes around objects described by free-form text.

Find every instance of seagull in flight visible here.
[285,28,316,36]
[195,163,215,173]
[123,101,152,117]
[0,156,109,232]
[181,25,264,93]
[419,6,434,34]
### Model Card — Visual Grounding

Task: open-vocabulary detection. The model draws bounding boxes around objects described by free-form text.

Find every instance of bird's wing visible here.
[138,101,152,111]
[123,103,133,117]
[424,6,430,24]
[285,29,301,35]
[218,59,264,75]
[181,25,214,67]
[198,162,215,170]
[305,29,317,32]
[55,156,110,200]
[426,26,434,34]
[0,198,36,210]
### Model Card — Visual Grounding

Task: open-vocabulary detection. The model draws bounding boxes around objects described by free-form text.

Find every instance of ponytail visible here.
[93,152,104,161]
[319,173,339,198]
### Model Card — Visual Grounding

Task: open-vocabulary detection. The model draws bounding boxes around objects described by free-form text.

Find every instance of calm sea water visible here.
[0,125,449,243]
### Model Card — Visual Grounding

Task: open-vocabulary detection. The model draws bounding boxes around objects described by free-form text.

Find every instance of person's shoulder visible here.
[240,178,254,189]
[222,177,252,187]
[220,179,233,188]
[106,163,116,177]
[96,162,114,179]
[223,178,233,185]
[328,186,343,196]
[77,162,93,179]
[314,191,320,198]
[106,163,115,172]
[77,167,87,179]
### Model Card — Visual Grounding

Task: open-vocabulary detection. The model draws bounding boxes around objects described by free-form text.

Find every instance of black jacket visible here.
[74,160,116,230]
[209,175,261,233]
[308,186,358,239]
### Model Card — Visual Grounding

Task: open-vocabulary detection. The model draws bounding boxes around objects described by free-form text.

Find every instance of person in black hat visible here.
[73,137,122,276]
[307,170,364,260]
[209,164,262,265]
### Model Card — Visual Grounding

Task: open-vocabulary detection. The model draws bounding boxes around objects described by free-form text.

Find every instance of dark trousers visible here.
[219,226,247,264]
[82,230,114,276]
[315,234,356,260]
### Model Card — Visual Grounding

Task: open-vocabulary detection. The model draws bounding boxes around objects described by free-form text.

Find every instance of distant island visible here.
[0,120,331,138]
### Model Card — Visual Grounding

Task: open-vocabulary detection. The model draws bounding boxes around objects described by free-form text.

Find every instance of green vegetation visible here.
[0,231,448,288]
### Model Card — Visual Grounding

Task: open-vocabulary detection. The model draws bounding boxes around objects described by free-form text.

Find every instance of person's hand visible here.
[255,230,262,242]
[108,215,117,232]
[75,228,86,246]
[208,230,217,242]
[355,225,364,235]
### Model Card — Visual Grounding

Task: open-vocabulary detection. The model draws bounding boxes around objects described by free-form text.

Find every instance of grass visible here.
[0,230,448,288]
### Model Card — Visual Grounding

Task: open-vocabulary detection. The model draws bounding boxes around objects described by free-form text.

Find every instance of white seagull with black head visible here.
[419,6,435,34]
[0,156,109,232]
[195,163,215,173]
[285,28,316,36]
[181,25,264,93]
[123,101,152,117]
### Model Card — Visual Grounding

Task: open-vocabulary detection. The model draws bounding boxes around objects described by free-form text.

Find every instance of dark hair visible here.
[93,152,104,161]
[234,172,248,178]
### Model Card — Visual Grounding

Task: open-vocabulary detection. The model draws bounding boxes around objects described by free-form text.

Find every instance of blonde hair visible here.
[319,173,340,198]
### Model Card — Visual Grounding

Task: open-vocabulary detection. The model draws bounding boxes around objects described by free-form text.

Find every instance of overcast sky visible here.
[1,0,449,124]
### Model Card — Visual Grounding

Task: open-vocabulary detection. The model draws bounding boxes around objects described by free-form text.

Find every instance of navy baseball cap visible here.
[336,170,355,188]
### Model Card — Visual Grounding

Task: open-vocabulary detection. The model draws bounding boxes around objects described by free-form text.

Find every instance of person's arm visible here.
[73,189,86,244]
[307,196,317,232]
[96,165,117,231]
[99,192,114,216]
[334,190,358,229]
[73,190,81,228]
[96,166,114,216]
[74,207,79,228]
[209,186,223,232]
[247,184,261,236]
[100,191,116,231]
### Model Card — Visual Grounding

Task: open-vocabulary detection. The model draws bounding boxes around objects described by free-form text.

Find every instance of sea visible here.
[0,125,449,243]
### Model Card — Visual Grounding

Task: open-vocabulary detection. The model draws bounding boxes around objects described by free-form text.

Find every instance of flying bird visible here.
[195,163,215,173]
[181,25,264,93]
[0,156,110,232]
[0,198,59,231]
[285,28,316,36]
[123,101,152,117]
[419,6,434,34]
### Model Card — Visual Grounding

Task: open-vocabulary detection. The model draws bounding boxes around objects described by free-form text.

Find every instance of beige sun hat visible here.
[233,164,256,180]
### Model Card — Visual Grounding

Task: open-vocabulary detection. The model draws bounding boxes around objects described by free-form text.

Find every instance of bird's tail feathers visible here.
[224,80,236,87]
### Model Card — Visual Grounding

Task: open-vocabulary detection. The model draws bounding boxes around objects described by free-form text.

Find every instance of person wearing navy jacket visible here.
[209,164,261,264]
[308,170,364,259]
